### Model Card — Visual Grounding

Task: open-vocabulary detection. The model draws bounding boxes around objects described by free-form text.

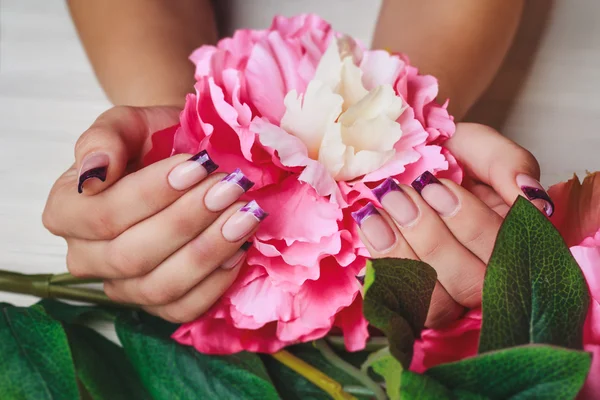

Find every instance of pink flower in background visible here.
[146,14,460,354]
[410,173,600,398]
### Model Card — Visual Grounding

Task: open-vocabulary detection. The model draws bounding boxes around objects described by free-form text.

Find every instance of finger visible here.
[44,149,220,240]
[445,123,554,216]
[66,169,255,278]
[408,173,503,263]
[359,180,486,308]
[104,200,267,306]
[463,179,510,217]
[74,106,180,195]
[144,264,242,324]
[351,204,464,328]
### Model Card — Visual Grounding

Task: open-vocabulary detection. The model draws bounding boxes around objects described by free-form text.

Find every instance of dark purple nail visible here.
[372,177,402,202]
[78,167,107,194]
[351,203,380,226]
[222,168,255,192]
[189,150,218,174]
[521,186,555,217]
[240,200,268,221]
[411,171,440,194]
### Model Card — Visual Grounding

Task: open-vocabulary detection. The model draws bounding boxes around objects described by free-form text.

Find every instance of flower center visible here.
[280,37,404,181]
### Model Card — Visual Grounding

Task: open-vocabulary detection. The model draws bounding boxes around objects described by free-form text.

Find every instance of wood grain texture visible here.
[0,0,599,311]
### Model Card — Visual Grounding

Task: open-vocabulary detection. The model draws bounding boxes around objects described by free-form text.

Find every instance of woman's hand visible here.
[42,106,268,323]
[354,123,553,328]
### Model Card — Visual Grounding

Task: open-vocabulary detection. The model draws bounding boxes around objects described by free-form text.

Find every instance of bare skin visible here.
[48,1,541,326]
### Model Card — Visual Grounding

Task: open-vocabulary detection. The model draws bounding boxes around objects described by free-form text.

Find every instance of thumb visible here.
[445,123,554,217]
[74,105,181,195]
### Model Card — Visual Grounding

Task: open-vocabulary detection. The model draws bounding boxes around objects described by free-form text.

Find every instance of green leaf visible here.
[479,197,590,353]
[399,372,454,400]
[361,347,402,400]
[0,303,79,400]
[38,299,115,324]
[115,310,280,400]
[402,345,591,400]
[362,258,437,368]
[66,324,151,400]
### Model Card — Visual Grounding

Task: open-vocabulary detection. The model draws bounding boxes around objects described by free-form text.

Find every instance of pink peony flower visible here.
[146,14,460,354]
[411,173,600,398]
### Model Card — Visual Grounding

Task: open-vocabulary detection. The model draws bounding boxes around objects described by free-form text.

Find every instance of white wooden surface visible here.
[1,0,599,307]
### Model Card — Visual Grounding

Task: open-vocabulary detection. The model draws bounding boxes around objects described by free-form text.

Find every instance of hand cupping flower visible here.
[146,14,460,354]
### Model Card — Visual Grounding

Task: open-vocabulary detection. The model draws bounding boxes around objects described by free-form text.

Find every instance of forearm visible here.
[373,0,523,120]
[67,0,218,107]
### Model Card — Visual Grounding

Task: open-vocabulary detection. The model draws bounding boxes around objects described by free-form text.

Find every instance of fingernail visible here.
[411,171,459,217]
[78,152,109,193]
[516,174,554,217]
[168,150,218,191]
[372,177,419,226]
[221,249,247,270]
[351,203,396,252]
[204,169,255,212]
[222,200,268,242]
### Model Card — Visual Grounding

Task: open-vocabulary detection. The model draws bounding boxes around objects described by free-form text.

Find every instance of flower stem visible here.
[50,273,100,286]
[315,340,387,400]
[271,350,357,400]
[0,270,123,307]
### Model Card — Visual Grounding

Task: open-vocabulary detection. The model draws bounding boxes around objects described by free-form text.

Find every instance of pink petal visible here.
[251,176,343,243]
[410,309,482,373]
[333,295,369,352]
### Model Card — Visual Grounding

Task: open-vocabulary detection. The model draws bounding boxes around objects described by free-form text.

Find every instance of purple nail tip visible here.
[411,171,440,194]
[240,200,268,221]
[189,150,218,174]
[521,186,555,217]
[222,168,255,192]
[351,203,379,226]
[78,166,107,194]
[372,177,401,202]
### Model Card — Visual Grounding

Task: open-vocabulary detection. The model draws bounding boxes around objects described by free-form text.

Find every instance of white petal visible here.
[318,121,346,177]
[360,50,405,90]
[339,84,404,127]
[281,80,343,159]
[313,38,342,91]
[338,57,368,112]
[335,148,396,182]
[341,114,402,152]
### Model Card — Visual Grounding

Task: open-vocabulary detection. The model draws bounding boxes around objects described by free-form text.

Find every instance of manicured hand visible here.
[42,106,268,323]
[353,123,553,328]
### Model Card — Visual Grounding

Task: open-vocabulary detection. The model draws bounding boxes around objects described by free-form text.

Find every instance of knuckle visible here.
[138,282,180,306]
[136,283,162,305]
[161,307,199,324]
[103,282,122,302]
[66,249,88,278]
[106,242,144,277]
[90,209,120,240]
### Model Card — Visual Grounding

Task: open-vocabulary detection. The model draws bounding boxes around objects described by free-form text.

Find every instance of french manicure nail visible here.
[516,174,554,217]
[204,169,255,212]
[78,152,109,193]
[222,200,268,242]
[351,203,396,252]
[372,177,419,226]
[411,171,459,217]
[168,150,218,191]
